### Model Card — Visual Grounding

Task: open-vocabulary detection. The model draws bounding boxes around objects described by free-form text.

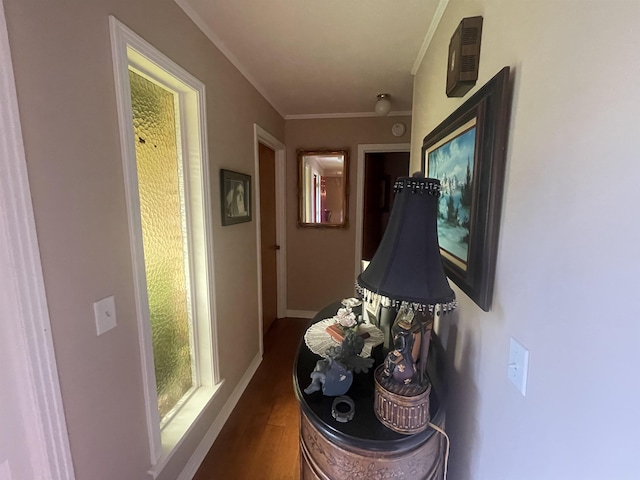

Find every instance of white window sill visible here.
[148,380,224,478]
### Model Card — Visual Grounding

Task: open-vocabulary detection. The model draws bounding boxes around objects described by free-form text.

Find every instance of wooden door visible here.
[259,143,278,335]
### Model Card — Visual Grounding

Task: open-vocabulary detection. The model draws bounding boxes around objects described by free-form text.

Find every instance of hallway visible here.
[194,317,308,479]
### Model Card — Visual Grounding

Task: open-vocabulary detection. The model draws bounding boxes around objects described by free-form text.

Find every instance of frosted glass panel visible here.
[129,70,193,419]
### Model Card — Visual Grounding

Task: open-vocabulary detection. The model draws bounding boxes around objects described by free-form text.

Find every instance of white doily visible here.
[304,318,384,358]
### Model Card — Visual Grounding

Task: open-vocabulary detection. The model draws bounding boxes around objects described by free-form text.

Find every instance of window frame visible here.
[109,16,222,476]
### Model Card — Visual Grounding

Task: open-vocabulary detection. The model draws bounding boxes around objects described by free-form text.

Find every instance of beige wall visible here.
[3,0,283,479]
[412,1,640,479]
[285,116,411,312]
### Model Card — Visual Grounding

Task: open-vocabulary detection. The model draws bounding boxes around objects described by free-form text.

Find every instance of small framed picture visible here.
[220,169,251,226]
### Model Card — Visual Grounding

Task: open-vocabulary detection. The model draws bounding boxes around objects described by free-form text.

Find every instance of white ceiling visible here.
[176,0,448,119]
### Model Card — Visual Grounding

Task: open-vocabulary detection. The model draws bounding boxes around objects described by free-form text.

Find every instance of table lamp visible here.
[356,174,457,434]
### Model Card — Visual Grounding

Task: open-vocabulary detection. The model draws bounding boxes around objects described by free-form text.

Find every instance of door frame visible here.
[354,143,411,282]
[0,1,75,477]
[253,125,286,354]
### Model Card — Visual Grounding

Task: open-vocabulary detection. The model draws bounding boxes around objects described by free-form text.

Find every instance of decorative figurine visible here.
[381,314,417,385]
[304,328,374,396]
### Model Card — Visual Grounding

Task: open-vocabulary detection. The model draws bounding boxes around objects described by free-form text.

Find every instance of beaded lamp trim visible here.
[355,282,457,316]
[393,177,441,196]
[359,176,456,315]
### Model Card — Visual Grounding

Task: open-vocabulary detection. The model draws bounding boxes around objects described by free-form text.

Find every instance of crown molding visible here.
[175,0,286,118]
[285,110,412,120]
[411,0,450,75]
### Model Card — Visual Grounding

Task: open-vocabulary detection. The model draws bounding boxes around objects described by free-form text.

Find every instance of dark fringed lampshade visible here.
[357,175,456,314]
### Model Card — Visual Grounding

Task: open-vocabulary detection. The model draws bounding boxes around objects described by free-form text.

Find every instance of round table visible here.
[293,302,447,479]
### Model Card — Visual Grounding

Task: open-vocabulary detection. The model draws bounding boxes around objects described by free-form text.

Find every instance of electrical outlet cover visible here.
[508,337,529,396]
[94,295,117,336]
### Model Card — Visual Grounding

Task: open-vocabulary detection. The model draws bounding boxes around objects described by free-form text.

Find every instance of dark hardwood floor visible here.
[194,317,308,479]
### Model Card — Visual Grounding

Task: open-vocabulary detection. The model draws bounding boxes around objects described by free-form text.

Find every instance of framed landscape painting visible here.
[422,67,511,311]
[426,117,477,272]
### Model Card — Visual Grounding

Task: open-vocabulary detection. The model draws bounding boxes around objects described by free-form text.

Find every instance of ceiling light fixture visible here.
[374,93,391,116]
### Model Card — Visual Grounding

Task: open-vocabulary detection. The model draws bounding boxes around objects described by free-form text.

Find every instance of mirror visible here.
[298,149,349,228]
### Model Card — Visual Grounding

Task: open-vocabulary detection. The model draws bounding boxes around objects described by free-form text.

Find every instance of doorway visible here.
[354,143,411,280]
[258,142,278,336]
[253,125,286,352]
[0,3,74,475]
[362,151,410,260]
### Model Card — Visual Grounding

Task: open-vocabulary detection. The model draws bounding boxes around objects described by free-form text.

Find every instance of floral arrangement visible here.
[326,298,368,342]
[334,307,359,330]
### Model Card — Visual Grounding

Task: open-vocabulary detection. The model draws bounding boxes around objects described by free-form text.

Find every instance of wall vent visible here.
[446,16,483,98]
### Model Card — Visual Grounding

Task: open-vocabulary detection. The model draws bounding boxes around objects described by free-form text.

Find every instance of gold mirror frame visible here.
[297,149,349,228]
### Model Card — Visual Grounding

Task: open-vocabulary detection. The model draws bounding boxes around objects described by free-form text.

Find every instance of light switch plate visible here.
[94,295,117,336]
[508,337,529,396]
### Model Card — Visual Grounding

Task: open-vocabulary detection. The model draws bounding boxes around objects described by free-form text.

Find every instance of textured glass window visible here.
[129,70,194,420]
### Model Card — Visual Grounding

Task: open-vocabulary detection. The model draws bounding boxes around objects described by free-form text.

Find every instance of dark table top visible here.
[293,301,446,453]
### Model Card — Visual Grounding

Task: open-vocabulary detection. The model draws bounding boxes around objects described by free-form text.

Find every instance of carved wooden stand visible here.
[294,302,447,480]
[300,412,444,480]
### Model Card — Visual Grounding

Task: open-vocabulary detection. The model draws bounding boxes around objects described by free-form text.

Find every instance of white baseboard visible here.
[286,309,317,319]
[177,352,263,480]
